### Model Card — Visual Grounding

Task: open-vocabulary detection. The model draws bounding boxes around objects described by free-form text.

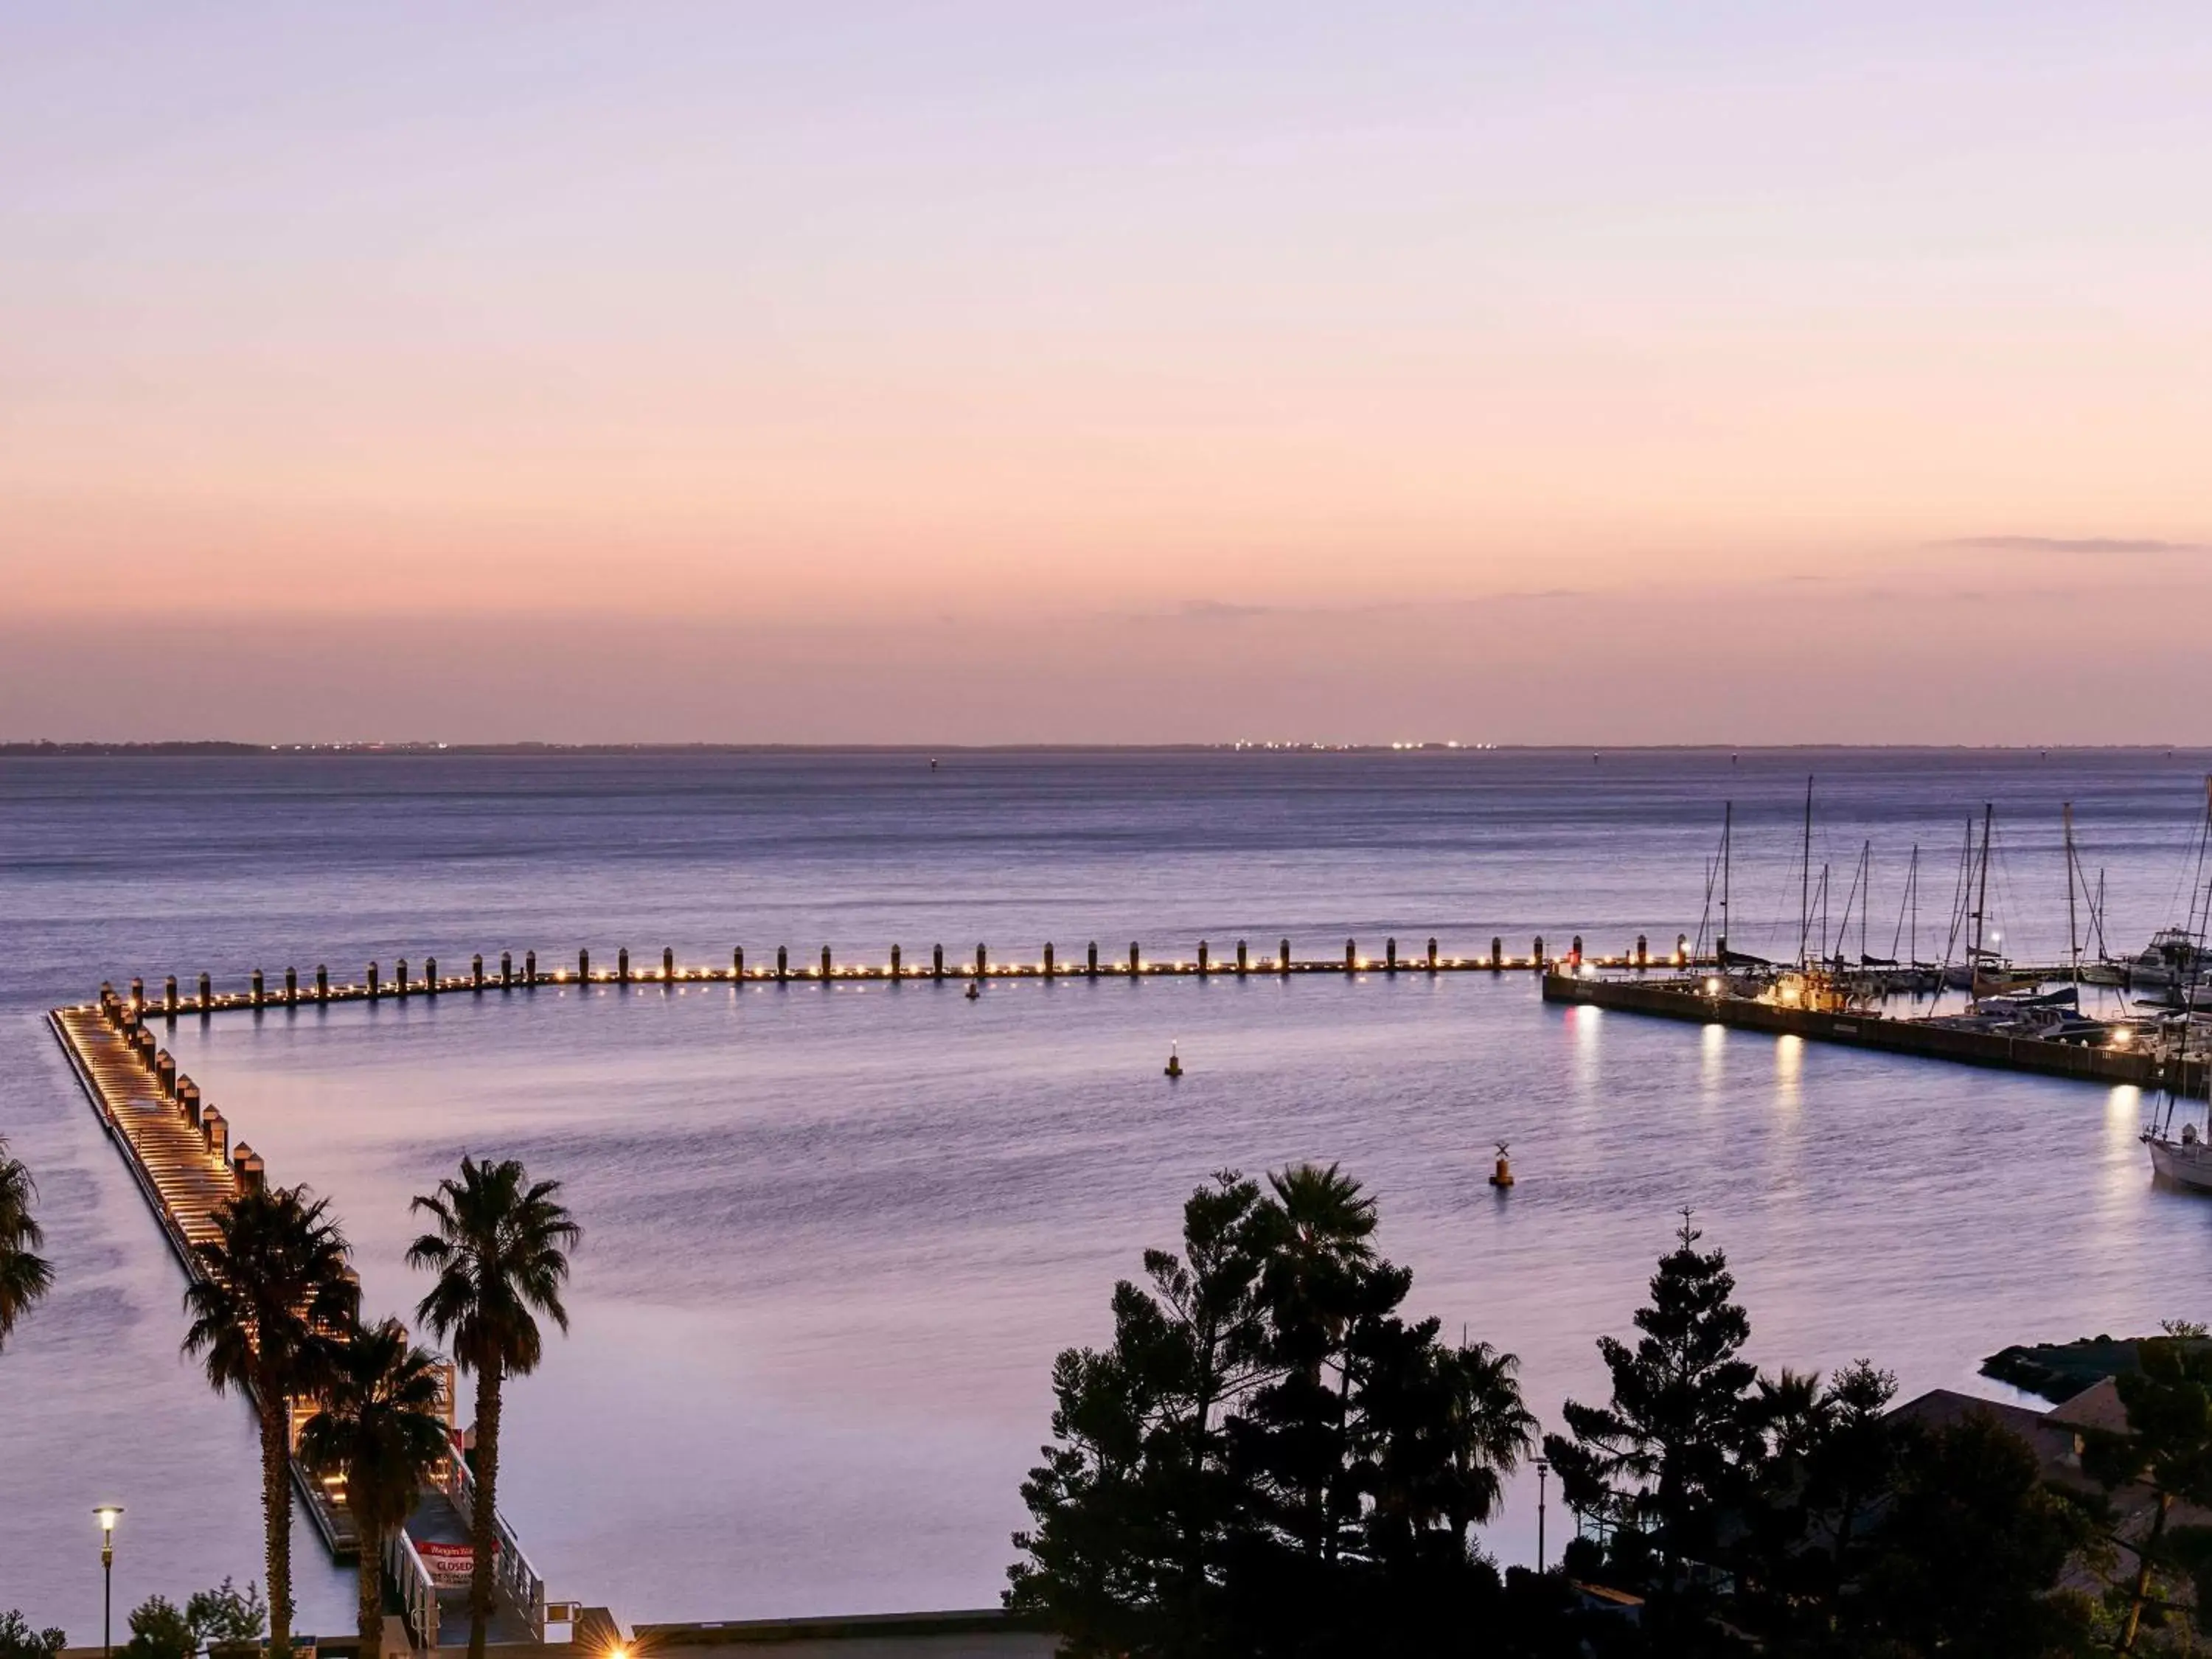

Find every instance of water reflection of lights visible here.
[1775,1034,1804,1111]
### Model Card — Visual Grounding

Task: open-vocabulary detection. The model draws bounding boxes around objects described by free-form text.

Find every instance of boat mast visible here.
[1909,844,1919,965]
[1970,801,1994,993]
[1721,800,1732,961]
[2063,801,2081,990]
[1798,776,1814,970]
[1860,840,1871,965]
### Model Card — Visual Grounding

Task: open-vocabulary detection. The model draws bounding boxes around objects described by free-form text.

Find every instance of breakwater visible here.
[102,931,1700,1019]
[1542,970,2210,1098]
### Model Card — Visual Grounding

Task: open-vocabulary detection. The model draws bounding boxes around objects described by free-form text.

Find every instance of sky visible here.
[3,2,2208,744]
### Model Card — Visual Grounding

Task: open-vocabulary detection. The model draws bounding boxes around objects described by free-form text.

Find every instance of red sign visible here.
[415,1541,477,1588]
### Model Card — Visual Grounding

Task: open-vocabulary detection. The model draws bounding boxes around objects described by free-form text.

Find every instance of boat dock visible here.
[1542,969,2211,1098]
[46,995,552,1651]
[111,931,1702,1018]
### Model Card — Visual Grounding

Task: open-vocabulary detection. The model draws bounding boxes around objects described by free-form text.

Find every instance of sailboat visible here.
[2141,778,2212,1189]
[2110,779,2212,992]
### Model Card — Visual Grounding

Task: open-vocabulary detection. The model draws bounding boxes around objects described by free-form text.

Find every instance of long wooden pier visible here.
[48,994,551,1650]
[116,931,1699,1019]
[1541,970,2211,1098]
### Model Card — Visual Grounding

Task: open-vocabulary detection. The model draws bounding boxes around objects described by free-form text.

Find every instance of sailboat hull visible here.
[2146,1135,2212,1193]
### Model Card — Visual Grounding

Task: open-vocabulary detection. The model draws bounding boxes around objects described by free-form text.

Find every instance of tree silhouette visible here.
[181,1185,358,1659]
[298,1318,453,1657]
[1543,1209,1759,1635]
[0,1136,54,1349]
[408,1157,580,1659]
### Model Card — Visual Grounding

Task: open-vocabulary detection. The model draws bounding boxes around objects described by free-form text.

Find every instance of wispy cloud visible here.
[1179,599,1275,621]
[1933,535,2205,554]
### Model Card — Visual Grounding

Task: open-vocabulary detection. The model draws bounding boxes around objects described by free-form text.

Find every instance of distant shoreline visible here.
[4,740,2210,758]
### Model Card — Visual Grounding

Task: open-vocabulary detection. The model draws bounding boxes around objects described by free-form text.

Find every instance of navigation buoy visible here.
[965,979,981,1001]
[1165,1042,1183,1079]
[1488,1143,1514,1189]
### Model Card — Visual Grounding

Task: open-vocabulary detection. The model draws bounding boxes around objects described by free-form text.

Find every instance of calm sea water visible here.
[5,748,2212,1634]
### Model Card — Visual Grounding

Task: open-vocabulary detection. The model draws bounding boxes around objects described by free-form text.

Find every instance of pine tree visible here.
[1010,1166,1534,1658]
[1543,1208,1759,1630]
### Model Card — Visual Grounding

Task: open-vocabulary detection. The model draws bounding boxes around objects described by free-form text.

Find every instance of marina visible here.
[11,745,2212,1630]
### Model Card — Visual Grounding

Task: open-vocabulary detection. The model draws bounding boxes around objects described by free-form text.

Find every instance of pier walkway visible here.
[48,1000,552,1651]
[121,931,1700,1020]
[1542,969,2211,1097]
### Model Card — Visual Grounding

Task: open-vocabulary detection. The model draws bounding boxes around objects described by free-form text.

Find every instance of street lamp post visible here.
[94,1506,123,1659]
[1534,1461,1548,1574]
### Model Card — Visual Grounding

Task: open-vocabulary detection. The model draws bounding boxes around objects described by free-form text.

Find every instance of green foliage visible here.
[299,1318,452,1655]
[0,1135,55,1349]
[1006,1164,1538,1657]
[409,1155,580,1659]
[1856,1411,2101,1658]
[2078,1336,2212,1652]
[0,1611,66,1659]
[408,1155,580,1382]
[184,1579,267,1645]
[182,1183,357,1659]
[1543,1208,1760,1624]
[122,1596,196,1659]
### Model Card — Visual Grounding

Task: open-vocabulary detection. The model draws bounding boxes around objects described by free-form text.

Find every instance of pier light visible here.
[1705,977,1722,996]
[2111,1028,2133,1048]
[94,1506,123,1658]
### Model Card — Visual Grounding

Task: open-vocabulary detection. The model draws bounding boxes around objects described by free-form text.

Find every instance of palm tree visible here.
[0,1137,55,1349]
[1439,1340,1539,1542]
[298,1318,453,1657]
[408,1157,580,1659]
[183,1184,359,1659]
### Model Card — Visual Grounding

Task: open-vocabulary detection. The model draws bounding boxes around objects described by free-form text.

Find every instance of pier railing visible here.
[448,1448,548,1640]
[388,1525,442,1649]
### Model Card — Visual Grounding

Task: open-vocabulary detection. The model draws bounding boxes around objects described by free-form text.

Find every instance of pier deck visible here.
[1542,970,2210,1097]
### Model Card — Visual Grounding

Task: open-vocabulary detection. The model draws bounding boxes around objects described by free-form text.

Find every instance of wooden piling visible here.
[316,964,329,1002]
[821,945,832,981]
[1237,939,1248,974]
[664,946,675,982]
[776,946,788,984]
[285,966,298,1005]
[1346,939,1356,975]
[198,971,212,1015]
[164,975,178,1020]
[367,962,380,1001]
[424,956,437,996]
[579,947,590,984]
[1198,940,1209,975]
[1088,941,1098,977]
[891,944,902,978]
[618,947,630,984]
[251,967,264,1008]
[1130,941,1141,976]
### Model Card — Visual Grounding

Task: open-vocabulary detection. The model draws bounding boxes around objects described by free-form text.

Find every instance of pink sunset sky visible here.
[4,3,2208,743]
